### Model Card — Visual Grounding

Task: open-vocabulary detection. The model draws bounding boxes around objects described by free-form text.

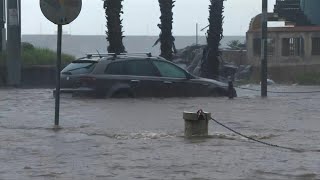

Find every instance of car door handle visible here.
[130,80,140,83]
[163,81,173,84]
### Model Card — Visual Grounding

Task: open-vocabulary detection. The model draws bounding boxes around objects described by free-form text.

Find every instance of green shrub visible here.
[0,43,75,67]
[22,42,35,51]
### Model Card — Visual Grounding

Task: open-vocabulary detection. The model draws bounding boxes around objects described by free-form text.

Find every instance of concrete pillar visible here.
[246,32,254,65]
[304,32,312,62]
[183,111,211,137]
[274,33,281,64]
[6,0,21,86]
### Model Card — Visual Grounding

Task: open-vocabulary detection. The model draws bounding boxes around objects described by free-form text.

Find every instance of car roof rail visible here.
[118,52,152,57]
[86,53,117,59]
[86,52,152,58]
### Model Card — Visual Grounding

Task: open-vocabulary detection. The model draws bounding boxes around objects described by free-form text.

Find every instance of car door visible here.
[101,61,130,96]
[123,59,161,97]
[151,60,190,97]
[152,60,210,97]
[184,78,213,97]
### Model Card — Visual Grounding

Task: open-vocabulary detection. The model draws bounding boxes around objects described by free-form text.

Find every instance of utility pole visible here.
[196,23,198,45]
[261,0,268,97]
[7,0,21,86]
[0,0,5,52]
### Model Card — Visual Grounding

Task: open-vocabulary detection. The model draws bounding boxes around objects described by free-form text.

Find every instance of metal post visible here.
[54,25,62,126]
[196,23,198,45]
[261,0,268,97]
[18,0,21,37]
[0,0,4,52]
[228,79,234,99]
[6,0,21,86]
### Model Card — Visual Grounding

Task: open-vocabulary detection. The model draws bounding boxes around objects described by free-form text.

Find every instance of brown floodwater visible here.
[0,85,319,180]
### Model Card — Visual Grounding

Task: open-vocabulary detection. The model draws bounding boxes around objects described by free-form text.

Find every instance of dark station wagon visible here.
[58,53,236,98]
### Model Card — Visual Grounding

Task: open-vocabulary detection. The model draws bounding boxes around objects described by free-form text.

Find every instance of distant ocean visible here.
[22,35,245,58]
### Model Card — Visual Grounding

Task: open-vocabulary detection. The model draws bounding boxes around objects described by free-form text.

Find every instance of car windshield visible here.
[61,61,96,75]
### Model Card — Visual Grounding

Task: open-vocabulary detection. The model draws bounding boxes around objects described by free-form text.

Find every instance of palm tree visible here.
[158,0,175,61]
[103,0,125,54]
[201,0,224,79]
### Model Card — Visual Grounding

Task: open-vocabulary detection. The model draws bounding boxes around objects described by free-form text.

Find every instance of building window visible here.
[312,37,320,55]
[282,37,304,56]
[253,38,274,57]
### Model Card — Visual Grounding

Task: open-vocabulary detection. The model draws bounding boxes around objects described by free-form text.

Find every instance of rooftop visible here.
[248,26,320,33]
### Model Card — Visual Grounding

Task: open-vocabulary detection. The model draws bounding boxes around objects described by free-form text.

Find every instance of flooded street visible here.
[0,85,320,180]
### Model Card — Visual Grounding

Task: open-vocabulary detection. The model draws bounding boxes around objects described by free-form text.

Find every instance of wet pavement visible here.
[0,85,319,180]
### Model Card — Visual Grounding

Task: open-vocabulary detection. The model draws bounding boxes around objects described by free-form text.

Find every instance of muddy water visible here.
[0,85,319,180]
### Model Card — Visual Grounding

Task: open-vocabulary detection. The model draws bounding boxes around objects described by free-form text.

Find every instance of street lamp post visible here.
[261,0,268,97]
[0,0,5,52]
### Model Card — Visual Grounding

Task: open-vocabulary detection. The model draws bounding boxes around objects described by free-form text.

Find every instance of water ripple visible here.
[0,87,320,179]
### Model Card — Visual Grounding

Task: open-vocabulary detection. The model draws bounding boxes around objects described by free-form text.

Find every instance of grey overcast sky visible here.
[22,0,277,36]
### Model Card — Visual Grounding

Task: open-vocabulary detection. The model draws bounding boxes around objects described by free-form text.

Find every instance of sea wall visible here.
[221,50,248,65]
[0,66,56,87]
[1,63,320,87]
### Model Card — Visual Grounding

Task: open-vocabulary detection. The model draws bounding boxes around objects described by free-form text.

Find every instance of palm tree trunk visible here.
[158,0,175,61]
[103,0,125,54]
[201,0,224,79]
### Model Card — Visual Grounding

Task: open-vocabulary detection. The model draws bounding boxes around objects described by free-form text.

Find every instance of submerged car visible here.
[57,53,236,98]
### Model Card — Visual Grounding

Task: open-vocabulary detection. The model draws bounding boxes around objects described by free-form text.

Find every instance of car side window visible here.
[124,60,158,76]
[152,60,187,78]
[105,61,125,75]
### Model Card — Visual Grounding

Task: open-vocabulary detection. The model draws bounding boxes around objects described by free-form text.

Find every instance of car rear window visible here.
[62,61,96,75]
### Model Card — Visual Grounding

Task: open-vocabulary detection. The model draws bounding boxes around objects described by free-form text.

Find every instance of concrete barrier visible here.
[0,67,6,86]
[1,63,320,87]
[250,64,320,84]
[21,66,56,87]
[183,111,211,137]
[0,65,56,87]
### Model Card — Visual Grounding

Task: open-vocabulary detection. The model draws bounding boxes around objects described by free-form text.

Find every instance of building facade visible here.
[247,26,320,66]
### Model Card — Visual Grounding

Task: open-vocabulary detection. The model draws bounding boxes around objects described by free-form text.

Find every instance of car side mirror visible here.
[186,73,193,80]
